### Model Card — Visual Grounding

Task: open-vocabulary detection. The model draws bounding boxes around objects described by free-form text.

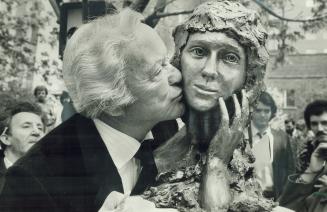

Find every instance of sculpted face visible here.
[125,23,184,123]
[181,32,246,112]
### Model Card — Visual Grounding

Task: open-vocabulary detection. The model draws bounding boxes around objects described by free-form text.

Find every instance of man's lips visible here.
[316,131,327,143]
[173,90,183,102]
[193,84,218,95]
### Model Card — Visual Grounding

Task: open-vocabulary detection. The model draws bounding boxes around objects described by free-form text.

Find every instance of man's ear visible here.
[0,134,11,146]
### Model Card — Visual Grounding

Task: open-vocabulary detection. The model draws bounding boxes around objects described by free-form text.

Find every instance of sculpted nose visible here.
[168,65,182,85]
[201,55,219,80]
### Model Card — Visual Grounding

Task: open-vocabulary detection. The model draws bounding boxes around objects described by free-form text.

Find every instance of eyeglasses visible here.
[1,127,8,136]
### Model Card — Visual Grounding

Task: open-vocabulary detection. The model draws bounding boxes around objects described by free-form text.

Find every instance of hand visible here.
[300,143,327,183]
[99,191,178,212]
[315,175,327,188]
[207,89,249,164]
[306,142,327,173]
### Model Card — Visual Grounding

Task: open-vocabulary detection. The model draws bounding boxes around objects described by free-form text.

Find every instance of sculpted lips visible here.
[194,84,219,95]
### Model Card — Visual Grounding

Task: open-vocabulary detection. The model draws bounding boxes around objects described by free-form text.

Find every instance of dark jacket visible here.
[271,129,296,199]
[0,157,6,192]
[278,171,327,212]
[0,114,152,212]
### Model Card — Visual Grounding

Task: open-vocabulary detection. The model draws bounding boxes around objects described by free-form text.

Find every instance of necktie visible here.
[131,139,158,195]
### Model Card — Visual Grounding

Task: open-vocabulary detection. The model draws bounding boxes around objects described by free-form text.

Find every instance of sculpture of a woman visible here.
[144,1,274,211]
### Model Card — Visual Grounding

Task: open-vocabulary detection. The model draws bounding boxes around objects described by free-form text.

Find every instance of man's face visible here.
[285,120,295,134]
[6,112,44,157]
[36,90,47,102]
[125,24,184,123]
[180,32,246,112]
[310,112,327,137]
[252,102,272,130]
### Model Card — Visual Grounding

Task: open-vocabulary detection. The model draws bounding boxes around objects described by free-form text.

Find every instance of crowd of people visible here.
[0,1,325,212]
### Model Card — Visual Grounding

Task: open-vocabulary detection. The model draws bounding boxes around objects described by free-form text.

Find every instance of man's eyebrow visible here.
[150,55,170,69]
[158,55,170,64]
[20,122,32,125]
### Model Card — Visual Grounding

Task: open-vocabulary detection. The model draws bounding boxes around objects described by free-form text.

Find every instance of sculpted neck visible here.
[185,106,221,152]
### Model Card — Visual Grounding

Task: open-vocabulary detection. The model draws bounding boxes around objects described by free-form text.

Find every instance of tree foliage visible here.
[1,0,327,97]
[0,0,60,97]
[124,0,327,67]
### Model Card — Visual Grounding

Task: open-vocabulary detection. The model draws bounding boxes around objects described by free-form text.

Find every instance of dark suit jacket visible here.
[0,114,150,212]
[271,129,295,199]
[0,157,6,192]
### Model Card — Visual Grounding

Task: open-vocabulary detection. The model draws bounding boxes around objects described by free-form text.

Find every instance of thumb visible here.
[100,191,126,211]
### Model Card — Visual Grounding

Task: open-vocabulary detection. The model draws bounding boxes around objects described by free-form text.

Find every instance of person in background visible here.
[0,9,182,212]
[279,100,327,212]
[285,118,305,171]
[34,85,56,133]
[285,118,302,138]
[0,100,45,188]
[251,91,295,200]
[60,91,76,122]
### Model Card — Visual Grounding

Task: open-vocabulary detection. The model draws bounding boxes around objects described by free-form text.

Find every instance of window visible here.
[284,89,296,108]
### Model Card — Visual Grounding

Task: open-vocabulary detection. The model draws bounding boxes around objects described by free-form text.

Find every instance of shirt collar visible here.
[251,123,271,136]
[93,119,141,170]
[3,156,13,169]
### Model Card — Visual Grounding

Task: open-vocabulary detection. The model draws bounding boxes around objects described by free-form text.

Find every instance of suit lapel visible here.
[75,114,123,209]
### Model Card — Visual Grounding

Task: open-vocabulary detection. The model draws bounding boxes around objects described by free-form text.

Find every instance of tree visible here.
[0,0,60,97]
[120,0,327,66]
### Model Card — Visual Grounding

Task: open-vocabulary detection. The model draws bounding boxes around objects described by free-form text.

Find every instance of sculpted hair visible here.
[172,0,269,105]
[63,9,144,118]
[304,100,327,129]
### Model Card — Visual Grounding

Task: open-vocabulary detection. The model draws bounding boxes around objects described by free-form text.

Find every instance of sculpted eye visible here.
[223,53,240,64]
[189,47,207,58]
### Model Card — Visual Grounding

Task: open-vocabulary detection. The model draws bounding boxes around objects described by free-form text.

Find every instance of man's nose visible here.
[201,54,219,80]
[317,123,324,132]
[168,65,182,85]
[31,127,42,136]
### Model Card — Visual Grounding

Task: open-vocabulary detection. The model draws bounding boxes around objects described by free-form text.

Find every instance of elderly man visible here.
[0,100,45,187]
[279,100,327,212]
[0,9,183,212]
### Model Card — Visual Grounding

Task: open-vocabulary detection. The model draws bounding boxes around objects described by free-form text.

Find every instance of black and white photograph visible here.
[0,0,326,211]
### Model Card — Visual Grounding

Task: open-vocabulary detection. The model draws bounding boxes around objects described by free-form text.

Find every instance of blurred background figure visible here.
[60,91,76,122]
[0,100,45,188]
[285,118,302,138]
[279,99,327,212]
[251,91,295,200]
[296,119,307,133]
[285,117,305,169]
[297,100,327,172]
[34,85,56,133]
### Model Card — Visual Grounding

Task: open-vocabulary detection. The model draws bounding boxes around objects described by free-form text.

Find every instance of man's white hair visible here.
[63,9,143,118]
